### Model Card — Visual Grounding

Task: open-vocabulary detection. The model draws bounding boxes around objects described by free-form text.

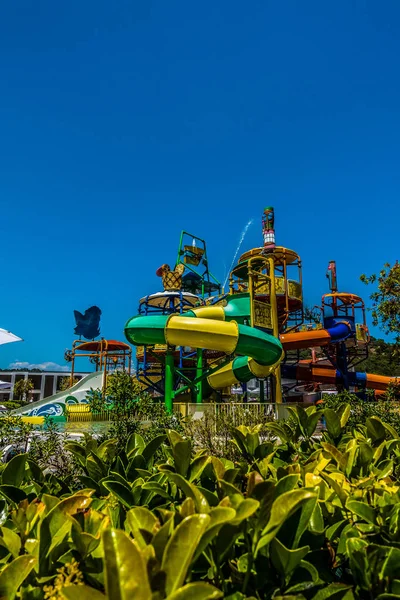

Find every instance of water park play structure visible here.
[13,207,399,419]
[124,207,398,409]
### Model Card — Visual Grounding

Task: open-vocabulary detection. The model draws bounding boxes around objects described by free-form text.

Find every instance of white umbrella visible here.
[0,381,11,390]
[0,329,22,346]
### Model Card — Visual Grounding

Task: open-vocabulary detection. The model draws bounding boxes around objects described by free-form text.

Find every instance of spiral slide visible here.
[279,321,398,392]
[125,304,284,389]
[281,362,398,392]
[280,320,353,350]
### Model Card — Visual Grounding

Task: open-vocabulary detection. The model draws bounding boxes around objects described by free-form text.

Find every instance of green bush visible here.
[0,405,400,597]
[0,401,23,410]
[321,389,400,432]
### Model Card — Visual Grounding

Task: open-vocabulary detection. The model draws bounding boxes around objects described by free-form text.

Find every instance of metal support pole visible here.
[165,349,174,413]
[196,348,203,404]
[268,256,283,404]
[259,379,265,403]
[272,368,283,404]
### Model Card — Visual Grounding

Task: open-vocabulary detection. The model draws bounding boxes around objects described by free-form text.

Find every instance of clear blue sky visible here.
[1,1,399,370]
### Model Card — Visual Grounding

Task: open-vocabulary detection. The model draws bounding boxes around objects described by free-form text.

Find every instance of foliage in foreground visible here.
[1,404,400,598]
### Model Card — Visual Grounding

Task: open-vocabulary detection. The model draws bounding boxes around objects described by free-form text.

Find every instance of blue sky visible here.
[1,1,399,370]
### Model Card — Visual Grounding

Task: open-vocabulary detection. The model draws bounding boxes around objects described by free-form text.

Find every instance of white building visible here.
[0,371,89,403]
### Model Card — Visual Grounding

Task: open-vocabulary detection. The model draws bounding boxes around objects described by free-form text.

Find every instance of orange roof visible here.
[323,293,363,305]
[75,340,130,352]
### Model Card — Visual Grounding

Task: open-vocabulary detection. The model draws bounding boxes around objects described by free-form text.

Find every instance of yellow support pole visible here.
[267,256,283,403]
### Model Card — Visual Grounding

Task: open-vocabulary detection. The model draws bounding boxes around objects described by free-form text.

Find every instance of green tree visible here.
[13,378,34,403]
[361,261,400,346]
[86,387,106,413]
[106,371,141,414]
[358,337,400,376]
[59,376,79,391]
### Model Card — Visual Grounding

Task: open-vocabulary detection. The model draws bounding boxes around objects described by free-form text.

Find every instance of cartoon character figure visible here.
[73,306,101,340]
[156,263,185,291]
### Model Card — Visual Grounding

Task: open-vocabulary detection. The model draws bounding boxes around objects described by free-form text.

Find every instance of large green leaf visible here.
[126,432,145,457]
[320,473,348,508]
[311,583,354,599]
[39,495,92,568]
[0,485,26,504]
[309,502,325,534]
[266,421,292,444]
[162,514,210,596]
[320,444,345,468]
[305,411,321,437]
[324,409,342,439]
[166,582,223,599]
[96,439,117,462]
[366,417,386,443]
[0,554,36,600]
[274,474,300,498]
[376,459,394,479]
[152,514,174,562]
[358,442,373,468]
[0,527,21,558]
[346,500,375,525]
[230,498,259,526]
[167,429,185,447]
[102,481,135,508]
[346,538,369,590]
[64,441,87,467]
[141,481,172,500]
[103,528,151,600]
[368,544,400,580]
[256,490,316,552]
[189,455,210,482]
[126,507,159,548]
[231,428,249,457]
[172,441,192,478]
[142,434,167,465]
[194,507,236,560]
[270,538,309,578]
[292,494,318,548]
[86,456,105,480]
[244,429,261,456]
[2,454,27,487]
[343,439,358,478]
[71,527,100,558]
[381,421,399,440]
[210,457,225,480]
[162,471,209,513]
[338,404,351,428]
[27,458,44,483]
[79,475,101,495]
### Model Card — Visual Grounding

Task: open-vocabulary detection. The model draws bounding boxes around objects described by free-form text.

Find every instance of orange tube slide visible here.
[280,330,331,350]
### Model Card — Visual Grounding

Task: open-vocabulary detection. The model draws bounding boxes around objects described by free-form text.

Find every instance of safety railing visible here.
[173,402,301,423]
[66,401,304,423]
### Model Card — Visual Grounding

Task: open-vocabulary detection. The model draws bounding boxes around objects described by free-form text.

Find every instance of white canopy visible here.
[0,329,22,346]
[0,381,11,389]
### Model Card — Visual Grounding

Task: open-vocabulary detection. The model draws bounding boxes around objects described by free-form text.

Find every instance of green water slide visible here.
[125,295,283,408]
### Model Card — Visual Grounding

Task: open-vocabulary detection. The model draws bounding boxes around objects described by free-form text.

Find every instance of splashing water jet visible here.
[223,219,254,289]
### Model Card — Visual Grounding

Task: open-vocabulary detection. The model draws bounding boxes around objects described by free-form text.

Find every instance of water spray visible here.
[223,218,254,289]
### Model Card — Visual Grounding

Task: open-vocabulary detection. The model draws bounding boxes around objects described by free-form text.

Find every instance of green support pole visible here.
[259,379,265,403]
[196,348,203,404]
[165,349,174,414]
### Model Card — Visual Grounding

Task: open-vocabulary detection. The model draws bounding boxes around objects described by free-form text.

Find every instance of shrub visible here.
[0,404,400,597]
[321,389,400,433]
